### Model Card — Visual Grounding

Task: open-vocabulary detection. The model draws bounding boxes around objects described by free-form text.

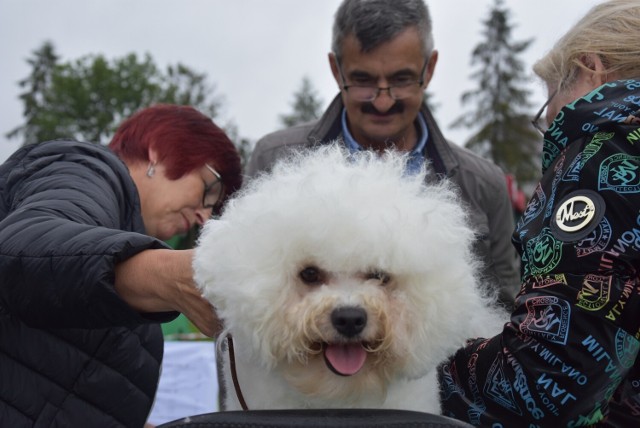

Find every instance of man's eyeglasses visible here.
[203,164,224,209]
[337,59,428,102]
[531,89,558,136]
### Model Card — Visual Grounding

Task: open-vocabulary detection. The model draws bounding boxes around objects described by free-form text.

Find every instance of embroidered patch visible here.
[526,228,562,275]
[551,190,605,242]
[520,296,571,345]
[530,274,567,290]
[576,274,611,312]
[563,153,583,182]
[575,216,612,257]
[615,329,640,369]
[519,184,546,228]
[598,153,640,193]
[562,133,611,183]
[484,353,521,414]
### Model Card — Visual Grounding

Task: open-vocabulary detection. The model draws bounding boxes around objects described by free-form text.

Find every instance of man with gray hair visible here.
[246,0,519,308]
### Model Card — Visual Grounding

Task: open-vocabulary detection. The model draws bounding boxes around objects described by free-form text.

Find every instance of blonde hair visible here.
[533,0,640,92]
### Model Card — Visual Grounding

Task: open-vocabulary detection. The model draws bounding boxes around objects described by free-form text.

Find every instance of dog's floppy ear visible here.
[193,218,231,292]
[196,218,229,246]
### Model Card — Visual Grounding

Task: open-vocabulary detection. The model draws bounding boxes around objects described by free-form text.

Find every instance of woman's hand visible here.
[114,249,222,337]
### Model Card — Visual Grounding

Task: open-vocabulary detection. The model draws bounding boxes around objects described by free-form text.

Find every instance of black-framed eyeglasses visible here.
[531,89,558,136]
[203,164,224,209]
[337,58,428,102]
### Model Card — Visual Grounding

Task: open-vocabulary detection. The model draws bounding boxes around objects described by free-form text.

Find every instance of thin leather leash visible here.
[227,334,249,410]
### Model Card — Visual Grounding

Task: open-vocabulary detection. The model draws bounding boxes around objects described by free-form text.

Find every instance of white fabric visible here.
[147,341,219,425]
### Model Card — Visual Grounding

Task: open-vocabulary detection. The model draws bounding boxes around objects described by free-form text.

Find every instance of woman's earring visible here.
[146,162,156,178]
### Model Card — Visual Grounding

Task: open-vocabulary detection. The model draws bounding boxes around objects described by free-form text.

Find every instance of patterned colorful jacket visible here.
[439,79,640,427]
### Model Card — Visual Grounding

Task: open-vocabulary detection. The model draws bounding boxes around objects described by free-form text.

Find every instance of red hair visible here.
[109,104,242,209]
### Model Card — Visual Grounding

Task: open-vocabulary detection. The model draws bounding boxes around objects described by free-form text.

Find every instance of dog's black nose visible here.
[331,307,367,337]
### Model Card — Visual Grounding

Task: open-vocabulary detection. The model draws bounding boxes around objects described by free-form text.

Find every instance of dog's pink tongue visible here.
[324,343,367,376]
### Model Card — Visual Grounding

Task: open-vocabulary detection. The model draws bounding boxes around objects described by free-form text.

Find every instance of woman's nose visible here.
[195,206,213,225]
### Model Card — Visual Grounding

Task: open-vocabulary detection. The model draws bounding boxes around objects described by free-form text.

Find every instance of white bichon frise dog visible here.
[194,145,505,413]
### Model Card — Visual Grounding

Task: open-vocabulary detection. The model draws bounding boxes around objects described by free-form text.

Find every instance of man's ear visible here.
[328,52,342,89]
[422,50,438,88]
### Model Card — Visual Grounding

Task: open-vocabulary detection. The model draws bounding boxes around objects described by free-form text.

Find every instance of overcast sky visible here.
[0,0,602,164]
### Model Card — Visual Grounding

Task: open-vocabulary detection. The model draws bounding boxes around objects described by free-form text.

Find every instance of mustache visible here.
[361,102,404,115]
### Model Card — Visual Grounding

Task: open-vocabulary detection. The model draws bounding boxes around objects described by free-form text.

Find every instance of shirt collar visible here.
[340,108,428,174]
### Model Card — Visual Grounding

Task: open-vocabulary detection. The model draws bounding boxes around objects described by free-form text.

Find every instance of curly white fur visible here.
[194,144,506,412]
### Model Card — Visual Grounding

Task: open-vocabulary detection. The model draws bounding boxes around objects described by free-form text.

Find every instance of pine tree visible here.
[7,41,60,145]
[452,0,541,190]
[279,76,324,128]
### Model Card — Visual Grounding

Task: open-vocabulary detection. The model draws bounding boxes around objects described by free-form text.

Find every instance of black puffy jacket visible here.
[0,140,176,427]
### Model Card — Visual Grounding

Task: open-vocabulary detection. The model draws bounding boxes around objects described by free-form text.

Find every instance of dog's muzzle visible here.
[323,306,368,377]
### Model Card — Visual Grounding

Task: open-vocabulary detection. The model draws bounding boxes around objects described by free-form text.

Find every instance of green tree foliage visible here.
[279,76,324,128]
[9,42,60,146]
[223,121,254,169]
[8,41,222,146]
[452,0,541,189]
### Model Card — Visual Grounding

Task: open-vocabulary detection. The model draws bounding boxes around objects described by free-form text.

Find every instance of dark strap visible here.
[227,334,249,410]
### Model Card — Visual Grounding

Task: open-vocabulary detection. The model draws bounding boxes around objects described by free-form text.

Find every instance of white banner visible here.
[147,341,219,425]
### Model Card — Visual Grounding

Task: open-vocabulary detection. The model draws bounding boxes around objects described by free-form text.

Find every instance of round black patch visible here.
[550,189,606,242]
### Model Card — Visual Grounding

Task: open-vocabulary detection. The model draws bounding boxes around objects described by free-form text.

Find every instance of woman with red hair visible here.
[0,104,242,427]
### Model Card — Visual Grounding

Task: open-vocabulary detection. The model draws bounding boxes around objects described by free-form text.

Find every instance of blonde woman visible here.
[440,1,640,426]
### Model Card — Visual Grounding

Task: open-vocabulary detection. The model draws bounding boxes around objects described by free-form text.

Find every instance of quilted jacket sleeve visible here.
[0,140,171,329]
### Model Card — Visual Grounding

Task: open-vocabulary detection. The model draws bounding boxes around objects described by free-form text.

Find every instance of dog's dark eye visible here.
[366,270,391,285]
[299,266,323,285]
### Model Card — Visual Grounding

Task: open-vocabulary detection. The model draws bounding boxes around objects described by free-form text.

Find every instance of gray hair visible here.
[331,0,434,62]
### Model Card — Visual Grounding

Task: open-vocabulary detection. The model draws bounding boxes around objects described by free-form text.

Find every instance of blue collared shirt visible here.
[340,108,428,175]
